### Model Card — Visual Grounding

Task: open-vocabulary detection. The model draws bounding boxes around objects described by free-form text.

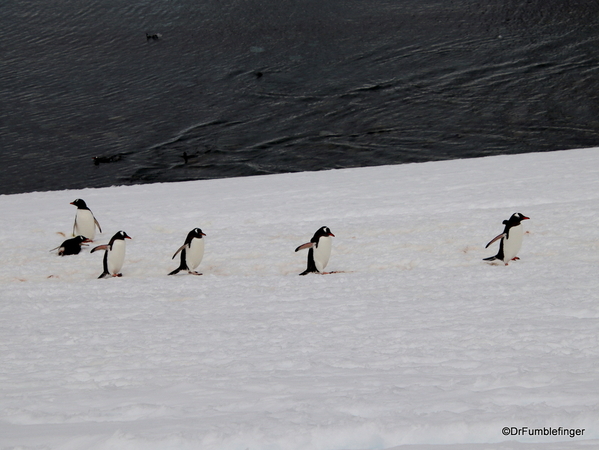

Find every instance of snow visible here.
[1,148,598,450]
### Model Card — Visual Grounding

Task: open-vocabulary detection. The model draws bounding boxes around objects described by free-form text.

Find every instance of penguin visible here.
[168,228,206,275]
[180,151,198,164]
[91,231,131,278]
[50,235,91,256]
[146,33,162,41]
[71,199,102,241]
[92,155,122,165]
[295,226,335,275]
[483,213,530,265]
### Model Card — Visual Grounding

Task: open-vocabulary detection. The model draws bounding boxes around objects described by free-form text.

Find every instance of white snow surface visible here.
[1,148,599,450]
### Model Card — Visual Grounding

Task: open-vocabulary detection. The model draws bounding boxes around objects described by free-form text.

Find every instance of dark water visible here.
[2,0,599,195]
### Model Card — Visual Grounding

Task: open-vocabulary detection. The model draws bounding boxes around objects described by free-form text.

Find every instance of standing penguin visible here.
[91,231,131,278]
[51,235,91,256]
[168,228,206,275]
[483,213,529,265]
[71,199,102,241]
[295,226,335,275]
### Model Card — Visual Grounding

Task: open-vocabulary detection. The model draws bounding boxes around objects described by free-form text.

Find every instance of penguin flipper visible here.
[485,233,505,249]
[483,256,498,261]
[95,217,102,233]
[98,271,110,279]
[169,247,189,275]
[172,244,187,259]
[295,242,314,252]
[91,244,108,253]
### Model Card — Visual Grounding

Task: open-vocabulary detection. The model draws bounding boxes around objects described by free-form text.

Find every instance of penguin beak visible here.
[328,232,335,237]
[522,216,530,220]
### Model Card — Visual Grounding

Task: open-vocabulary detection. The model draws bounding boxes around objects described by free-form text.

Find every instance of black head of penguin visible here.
[110,231,132,245]
[312,226,335,241]
[504,213,530,229]
[70,199,89,210]
[511,212,529,224]
[186,228,206,242]
[497,212,529,242]
[181,228,206,247]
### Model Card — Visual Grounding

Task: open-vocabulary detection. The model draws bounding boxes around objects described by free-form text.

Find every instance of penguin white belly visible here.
[75,210,96,240]
[313,237,332,272]
[502,224,523,262]
[186,238,205,271]
[107,240,126,275]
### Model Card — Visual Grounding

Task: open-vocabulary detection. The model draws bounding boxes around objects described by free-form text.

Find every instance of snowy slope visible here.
[1,148,598,450]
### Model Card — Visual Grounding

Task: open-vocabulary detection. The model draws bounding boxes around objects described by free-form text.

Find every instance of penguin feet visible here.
[169,269,203,276]
[511,257,520,261]
[299,269,341,275]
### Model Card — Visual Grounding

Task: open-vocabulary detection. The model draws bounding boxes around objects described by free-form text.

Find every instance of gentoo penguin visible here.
[295,226,335,275]
[483,213,530,265]
[51,235,91,256]
[92,155,122,165]
[91,231,131,278]
[146,32,162,41]
[168,228,206,276]
[71,199,102,241]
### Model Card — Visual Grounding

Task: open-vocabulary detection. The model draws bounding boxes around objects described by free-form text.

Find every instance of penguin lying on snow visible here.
[169,228,206,276]
[51,235,91,256]
[295,226,335,275]
[91,231,131,278]
[484,213,529,265]
[71,199,102,241]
